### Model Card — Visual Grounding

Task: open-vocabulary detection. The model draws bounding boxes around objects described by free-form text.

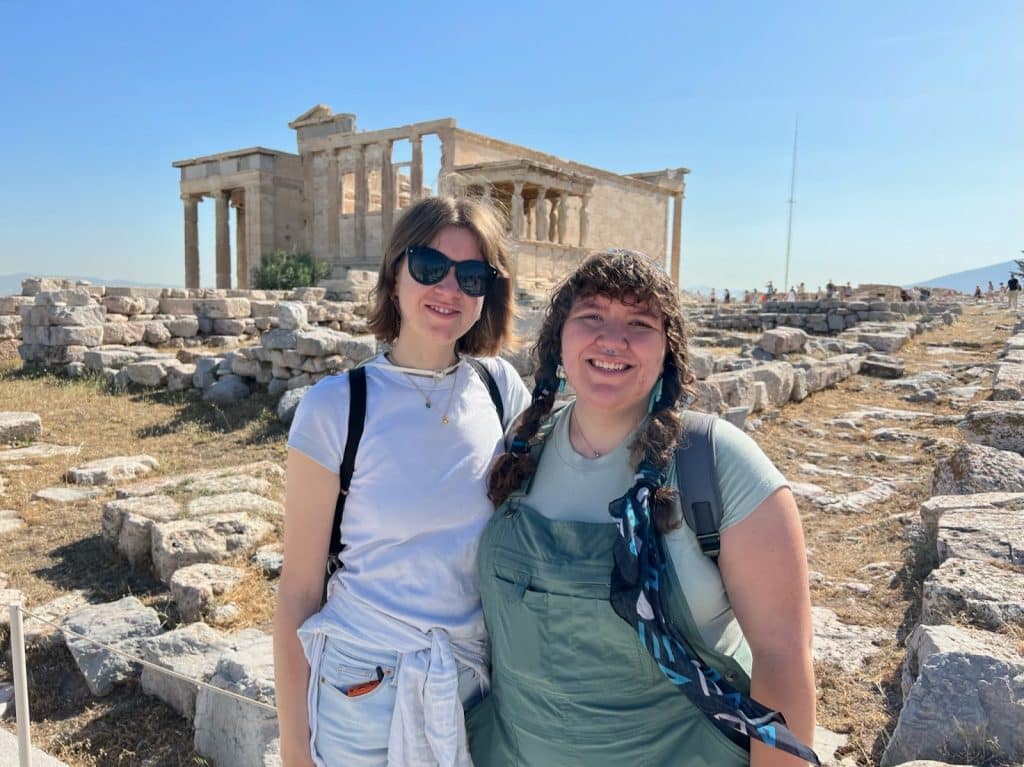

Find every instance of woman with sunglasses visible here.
[274,196,531,767]
[469,250,817,766]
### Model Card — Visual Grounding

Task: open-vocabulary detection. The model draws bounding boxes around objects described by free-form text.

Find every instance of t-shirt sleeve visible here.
[285,375,349,475]
[713,419,788,530]
[482,357,532,430]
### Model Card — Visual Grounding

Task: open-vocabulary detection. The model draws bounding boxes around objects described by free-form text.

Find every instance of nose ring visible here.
[602,347,617,356]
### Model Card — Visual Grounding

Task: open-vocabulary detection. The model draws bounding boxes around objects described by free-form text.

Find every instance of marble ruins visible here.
[173,105,688,289]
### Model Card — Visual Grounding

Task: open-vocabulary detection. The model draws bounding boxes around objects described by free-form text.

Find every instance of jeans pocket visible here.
[318,639,396,702]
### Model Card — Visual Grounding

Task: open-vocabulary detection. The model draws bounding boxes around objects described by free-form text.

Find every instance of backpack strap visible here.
[326,366,367,581]
[675,411,724,560]
[464,357,504,425]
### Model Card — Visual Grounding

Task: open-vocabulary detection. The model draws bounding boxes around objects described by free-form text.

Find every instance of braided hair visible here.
[488,250,695,533]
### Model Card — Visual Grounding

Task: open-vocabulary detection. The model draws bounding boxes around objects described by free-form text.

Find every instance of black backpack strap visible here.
[675,411,724,560]
[326,366,366,580]
[465,357,504,425]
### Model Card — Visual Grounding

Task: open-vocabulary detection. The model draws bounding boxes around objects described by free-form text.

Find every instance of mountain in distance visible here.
[912,260,1021,294]
[0,273,172,297]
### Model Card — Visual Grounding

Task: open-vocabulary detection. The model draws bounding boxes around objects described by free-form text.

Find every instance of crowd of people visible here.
[973,274,1022,309]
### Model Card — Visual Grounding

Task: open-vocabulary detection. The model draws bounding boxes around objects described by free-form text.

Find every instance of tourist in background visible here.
[469,250,817,766]
[973,284,983,302]
[1008,273,1021,310]
[274,196,530,767]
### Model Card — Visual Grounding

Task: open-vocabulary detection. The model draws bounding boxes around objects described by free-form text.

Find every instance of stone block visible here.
[63,597,163,696]
[102,320,146,345]
[0,315,21,340]
[991,362,1024,401]
[45,305,105,326]
[203,375,250,406]
[83,347,139,371]
[66,454,158,486]
[261,328,298,350]
[151,512,275,583]
[707,371,757,410]
[811,606,888,674]
[159,297,197,315]
[187,491,283,519]
[959,401,1024,453]
[859,357,906,379]
[688,351,714,380]
[931,445,1024,496]
[139,622,231,720]
[921,557,1024,629]
[855,331,909,353]
[277,386,309,425]
[249,300,278,318]
[920,491,1024,565]
[168,363,197,392]
[0,412,42,442]
[748,362,795,407]
[276,301,308,330]
[48,324,104,347]
[757,327,808,355]
[193,357,223,388]
[144,321,172,346]
[102,295,146,315]
[170,563,245,623]
[35,288,93,306]
[196,298,251,320]
[125,360,167,387]
[213,318,249,336]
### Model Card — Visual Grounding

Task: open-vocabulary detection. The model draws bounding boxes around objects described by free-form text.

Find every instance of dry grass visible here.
[0,304,1015,765]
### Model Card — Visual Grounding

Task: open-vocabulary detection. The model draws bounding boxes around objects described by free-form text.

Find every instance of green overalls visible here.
[467,488,753,766]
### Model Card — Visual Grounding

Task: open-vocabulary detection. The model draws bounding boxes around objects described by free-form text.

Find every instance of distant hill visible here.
[912,260,1021,294]
[0,273,169,297]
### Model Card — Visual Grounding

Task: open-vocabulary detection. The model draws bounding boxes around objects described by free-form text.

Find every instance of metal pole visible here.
[783,115,799,293]
[9,603,33,767]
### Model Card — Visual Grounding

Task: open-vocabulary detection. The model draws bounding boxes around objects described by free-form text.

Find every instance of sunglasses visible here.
[404,246,498,298]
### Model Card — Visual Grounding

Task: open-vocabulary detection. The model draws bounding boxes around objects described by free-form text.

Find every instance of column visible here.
[438,128,454,196]
[510,182,524,240]
[327,150,340,262]
[671,191,684,287]
[579,193,590,248]
[380,140,395,247]
[534,187,548,242]
[355,144,368,262]
[556,193,568,244]
[548,196,558,242]
[215,189,231,288]
[410,134,423,202]
[182,195,200,289]
[233,191,248,289]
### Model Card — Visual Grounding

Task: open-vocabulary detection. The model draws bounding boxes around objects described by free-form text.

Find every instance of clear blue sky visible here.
[0,1,1020,292]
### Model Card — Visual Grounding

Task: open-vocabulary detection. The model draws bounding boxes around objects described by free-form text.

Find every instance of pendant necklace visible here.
[402,365,460,425]
[571,411,603,458]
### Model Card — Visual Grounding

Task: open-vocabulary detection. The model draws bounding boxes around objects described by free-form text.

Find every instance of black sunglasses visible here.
[404,246,498,298]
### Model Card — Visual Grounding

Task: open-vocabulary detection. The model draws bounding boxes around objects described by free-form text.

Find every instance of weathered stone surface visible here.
[252,546,284,577]
[187,491,283,519]
[853,331,910,353]
[194,631,280,767]
[82,347,139,371]
[276,301,308,331]
[170,563,245,623]
[860,357,906,379]
[958,401,1024,453]
[151,512,275,583]
[747,362,795,407]
[707,370,757,410]
[931,443,1024,495]
[63,597,163,696]
[48,324,104,347]
[102,295,146,315]
[45,304,105,326]
[991,361,1024,401]
[0,411,42,443]
[812,606,889,673]
[167,362,197,392]
[196,298,251,320]
[125,360,168,387]
[0,727,72,766]
[277,385,309,425]
[192,356,223,388]
[32,486,102,503]
[101,495,184,545]
[920,491,1024,565]
[921,557,1024,629]
[66,454,158,485]
[144,321,172,346]
[115,461,283,498]
[138,622,236,720]
[102,320,147,345]
[189,475,275,496]
[758,327,808,355]
[203,375,250,405]
[881,623,1024,766]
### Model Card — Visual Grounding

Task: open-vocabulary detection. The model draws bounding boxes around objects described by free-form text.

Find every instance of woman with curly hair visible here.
[468,250,818,766]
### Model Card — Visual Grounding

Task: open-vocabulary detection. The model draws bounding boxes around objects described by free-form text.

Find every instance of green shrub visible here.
[251,251,331,290]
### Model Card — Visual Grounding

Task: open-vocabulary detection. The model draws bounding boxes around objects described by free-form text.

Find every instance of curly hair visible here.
[488,249,695,533]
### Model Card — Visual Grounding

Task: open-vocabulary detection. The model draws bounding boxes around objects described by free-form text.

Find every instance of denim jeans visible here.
[310,634,485,766]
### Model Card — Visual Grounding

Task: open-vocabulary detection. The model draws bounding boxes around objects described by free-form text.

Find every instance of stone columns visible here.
[579,193,590,248]
[438,128,454,196]
[534,187,548,242]
[548,197,558,242]
[232,191,248,289]
[380,140,395,247]
[355,144,368,262]
[670,191,684,286]
[410,134,423,202]
[327,150,340,262]
[557,193,568,245]
[182,195,199,289]
[510,182,524,240]
[215,190,231,289]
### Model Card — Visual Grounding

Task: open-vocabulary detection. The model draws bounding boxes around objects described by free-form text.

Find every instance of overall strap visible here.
[509,401,568,500]
[326,366,367,580]
[675,411,724,560]
[464,357,504,425]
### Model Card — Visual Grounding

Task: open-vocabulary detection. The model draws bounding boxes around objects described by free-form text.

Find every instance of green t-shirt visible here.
[523,402,788,654]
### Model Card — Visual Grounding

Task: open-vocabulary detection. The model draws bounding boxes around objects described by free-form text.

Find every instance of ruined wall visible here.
[584,179,668,261]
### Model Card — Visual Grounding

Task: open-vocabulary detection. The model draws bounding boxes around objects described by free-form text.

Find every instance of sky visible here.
[0,1,1020,293]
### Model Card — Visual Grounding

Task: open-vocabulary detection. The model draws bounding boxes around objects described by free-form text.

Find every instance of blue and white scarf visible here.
[609,463,820,765]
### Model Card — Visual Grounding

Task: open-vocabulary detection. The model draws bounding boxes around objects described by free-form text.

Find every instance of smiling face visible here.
[392,225,486,367]
[560,293,667,422]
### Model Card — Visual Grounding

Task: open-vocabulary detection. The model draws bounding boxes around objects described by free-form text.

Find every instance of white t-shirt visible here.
[287,354,531,640]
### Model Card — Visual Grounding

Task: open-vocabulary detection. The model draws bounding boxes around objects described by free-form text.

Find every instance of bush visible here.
[251,251,331,290]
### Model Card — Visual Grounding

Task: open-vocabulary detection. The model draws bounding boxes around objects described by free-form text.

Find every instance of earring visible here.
[555,363,566,393]
[647,376,663,414]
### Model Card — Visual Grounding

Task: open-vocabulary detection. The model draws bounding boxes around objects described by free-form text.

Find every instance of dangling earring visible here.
[647,376,663,414]
[555,363,567,393]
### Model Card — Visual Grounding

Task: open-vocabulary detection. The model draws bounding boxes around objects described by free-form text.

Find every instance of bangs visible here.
[561,251,672,317]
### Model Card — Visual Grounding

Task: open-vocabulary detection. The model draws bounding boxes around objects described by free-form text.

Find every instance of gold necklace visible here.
[403,366,460,425]
[570,410,602,458]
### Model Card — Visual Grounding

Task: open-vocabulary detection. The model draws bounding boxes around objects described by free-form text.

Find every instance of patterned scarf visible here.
[609,463,821,765]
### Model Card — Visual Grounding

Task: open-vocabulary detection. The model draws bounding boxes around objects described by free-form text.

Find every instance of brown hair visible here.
[367,196,515,356]
[488,249,695,533]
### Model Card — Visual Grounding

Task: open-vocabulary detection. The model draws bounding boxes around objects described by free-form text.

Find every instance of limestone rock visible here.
[811,606,889,673]
[860,356,906,379]
[0,412,42,443]
[991,361,1024,401]
[921,490,1024,565]
[252,546,283,577]
[959,401,1024,454]
[277,385,309,425]
[101,494,184,546]
[170,563,245,623]
[921,557,1024,629]
[115,461,283,498]
[167,362,197,392]
[125,360,168,387]
[276,301,308,331]
[21,591,91,648]
[66,454,158,485]
[758,327,807,355]
[189,475,275,496]
[931,443,1024,495]
[151,512,275,583]
[63,597,163,696]
[138,622,233,720]
[187,491,283,519]
[203,374,250,406]
[193,631,280,767]
[881,623,1024,766]
[747,362,795,407]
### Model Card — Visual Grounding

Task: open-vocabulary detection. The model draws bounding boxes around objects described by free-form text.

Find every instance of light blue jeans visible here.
[310,634,485,766]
